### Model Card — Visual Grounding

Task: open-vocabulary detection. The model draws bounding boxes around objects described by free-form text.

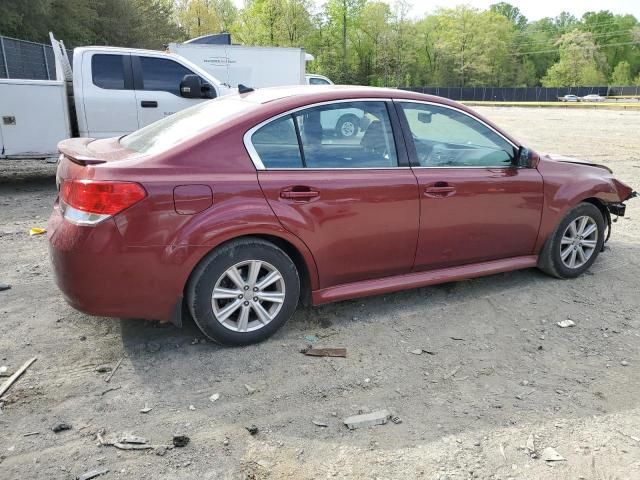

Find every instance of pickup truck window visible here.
[92,54,127,90]
[138,57,195,96]
[121,97,252,155]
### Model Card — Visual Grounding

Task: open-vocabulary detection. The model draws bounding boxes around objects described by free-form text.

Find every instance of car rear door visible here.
[395,100,544,271]
[250,100,420,289]
[131,55,209,128]
[81,52,138,137]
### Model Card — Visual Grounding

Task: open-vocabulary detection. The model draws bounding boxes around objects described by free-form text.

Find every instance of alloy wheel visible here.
[211,260,285,332]
[560,215,598,269]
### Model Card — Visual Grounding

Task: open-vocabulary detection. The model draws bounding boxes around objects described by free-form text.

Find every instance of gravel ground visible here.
[0,107,639,480]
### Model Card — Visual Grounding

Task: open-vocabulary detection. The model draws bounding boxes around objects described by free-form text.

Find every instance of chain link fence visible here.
[0,35,72,80]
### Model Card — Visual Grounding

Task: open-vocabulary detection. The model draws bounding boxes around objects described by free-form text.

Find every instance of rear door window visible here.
[251,116,303,168]
[92,54,127,90]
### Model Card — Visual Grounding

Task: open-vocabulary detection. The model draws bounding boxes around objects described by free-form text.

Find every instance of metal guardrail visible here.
[0,35,72,80]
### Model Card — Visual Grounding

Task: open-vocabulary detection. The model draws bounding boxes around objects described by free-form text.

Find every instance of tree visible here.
[542,30,607,86]
[490,2,527,30]
[611,61,631,85]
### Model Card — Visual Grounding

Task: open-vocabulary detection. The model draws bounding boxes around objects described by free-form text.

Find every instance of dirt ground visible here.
[1,107,639,480]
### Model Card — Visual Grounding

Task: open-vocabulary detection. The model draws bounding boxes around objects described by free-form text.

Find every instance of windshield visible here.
[121,97,252,155]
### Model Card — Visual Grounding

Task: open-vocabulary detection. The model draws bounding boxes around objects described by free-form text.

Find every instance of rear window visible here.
[120,98,252,155]
[92,54,126,90]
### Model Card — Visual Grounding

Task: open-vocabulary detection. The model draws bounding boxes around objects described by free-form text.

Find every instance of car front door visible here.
[395,100,544,271]
[131,55,210,128]
[250,100,420,288]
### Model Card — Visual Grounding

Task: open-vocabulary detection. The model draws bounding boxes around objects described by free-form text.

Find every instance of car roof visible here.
[235,85,453,105]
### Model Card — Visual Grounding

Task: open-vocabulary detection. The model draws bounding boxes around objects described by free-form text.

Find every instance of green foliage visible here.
[611,61,632,85]
[1,0,638,87]
[542,30,608,86]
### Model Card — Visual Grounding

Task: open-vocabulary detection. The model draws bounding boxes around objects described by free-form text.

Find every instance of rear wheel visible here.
[335,114,359,139]
[538,202,605,278]
[187,238,300,346]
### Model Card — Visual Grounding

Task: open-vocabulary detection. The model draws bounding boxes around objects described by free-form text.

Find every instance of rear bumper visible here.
[47,202,199,323]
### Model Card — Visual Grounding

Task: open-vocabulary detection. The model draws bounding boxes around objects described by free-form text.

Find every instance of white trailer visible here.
[168,43,309,88]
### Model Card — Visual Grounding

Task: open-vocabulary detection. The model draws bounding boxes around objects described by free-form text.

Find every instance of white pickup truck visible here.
[0,35,339,158]
[0,35,234,158]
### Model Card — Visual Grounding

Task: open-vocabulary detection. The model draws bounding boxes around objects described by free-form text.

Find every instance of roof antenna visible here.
[238,84,254,94]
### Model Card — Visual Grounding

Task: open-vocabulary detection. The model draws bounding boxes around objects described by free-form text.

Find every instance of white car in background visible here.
[581,94,605,102]
[306,74,333,85]
[560,94,580,102]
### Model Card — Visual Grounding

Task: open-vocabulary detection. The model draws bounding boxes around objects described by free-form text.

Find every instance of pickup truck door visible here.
[81,52,139,137]
[131,55,210,128]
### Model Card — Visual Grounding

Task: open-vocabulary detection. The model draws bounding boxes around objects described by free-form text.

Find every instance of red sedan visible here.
[48,86,635,345]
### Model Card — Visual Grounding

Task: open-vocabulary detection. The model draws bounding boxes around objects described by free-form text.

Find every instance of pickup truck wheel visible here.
[187,238,300,346]
[538,202,604,279]
[336,114,360,139]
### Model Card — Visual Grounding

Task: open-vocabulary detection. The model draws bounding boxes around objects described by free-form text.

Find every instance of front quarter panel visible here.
[535,157,623,252]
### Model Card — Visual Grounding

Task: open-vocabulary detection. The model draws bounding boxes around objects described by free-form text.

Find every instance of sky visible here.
[232,0,640,21]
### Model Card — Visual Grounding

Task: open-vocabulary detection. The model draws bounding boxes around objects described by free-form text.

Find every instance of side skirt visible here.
[311,255,539,305]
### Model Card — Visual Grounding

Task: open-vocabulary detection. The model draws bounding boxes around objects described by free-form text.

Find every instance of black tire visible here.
[538,202,605,279]
[335,114,360,138]
[187,238,300,346]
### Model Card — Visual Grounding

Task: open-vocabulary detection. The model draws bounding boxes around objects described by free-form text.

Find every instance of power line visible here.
[509,40,640,56]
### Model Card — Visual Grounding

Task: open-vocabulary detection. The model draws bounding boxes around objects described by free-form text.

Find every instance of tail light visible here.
[60,179,146,225]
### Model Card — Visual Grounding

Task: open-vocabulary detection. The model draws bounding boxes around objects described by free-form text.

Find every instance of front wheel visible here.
[187,238,300,346]
[538,202,605,278]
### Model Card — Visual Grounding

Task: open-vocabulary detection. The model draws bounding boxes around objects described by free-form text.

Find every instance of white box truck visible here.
[168,43,310,88]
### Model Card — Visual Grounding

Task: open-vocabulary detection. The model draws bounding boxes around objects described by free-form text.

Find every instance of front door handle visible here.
[141,100,158,108]
[424,182,456,197]
[280,188,319,200]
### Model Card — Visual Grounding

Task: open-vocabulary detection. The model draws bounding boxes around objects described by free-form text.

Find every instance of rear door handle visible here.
[141,101,158,108]
[424,183,456,197]
[280,189,319,200]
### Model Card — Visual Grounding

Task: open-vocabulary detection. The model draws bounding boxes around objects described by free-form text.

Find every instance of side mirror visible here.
[418,112,432,124]
[516,146,531,167]
[180,74,215,99]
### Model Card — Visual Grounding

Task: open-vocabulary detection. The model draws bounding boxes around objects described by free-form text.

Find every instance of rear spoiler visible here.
[58,138,106,166]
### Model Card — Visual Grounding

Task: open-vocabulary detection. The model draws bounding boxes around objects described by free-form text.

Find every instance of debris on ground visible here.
[172,435,190,447]
[0,357,37,398]
[621,360,629,366]
[104,356,124,383]
[0,366,8,377]
[52,422,72,433]
[541,447,565,462]
[312,420,328,427]
[100,386,121,396]
[301,346,347,358]
[94,365,111,373]
[244,384,256,395]
[209,393,220,403]
[140,404,152,414]
[526,434,536,457]
[557,320,576,328]
[343,410,391,430]
[0,283,11,292]
[77,467,109,480]
[410,349,423,355]
[617,430,640,443]
[304,335,318,343]
[246,424,259,435]
[29,227,46,236]
[391,415,402,424]
[189,405,196,411]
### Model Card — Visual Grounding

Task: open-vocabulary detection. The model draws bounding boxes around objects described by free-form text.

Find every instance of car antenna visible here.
[238,84,254,94]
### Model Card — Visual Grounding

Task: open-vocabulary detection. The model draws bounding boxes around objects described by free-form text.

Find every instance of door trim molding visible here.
[311,255,538,305]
